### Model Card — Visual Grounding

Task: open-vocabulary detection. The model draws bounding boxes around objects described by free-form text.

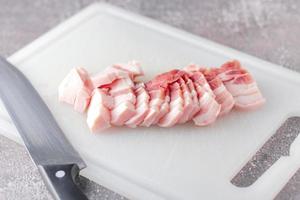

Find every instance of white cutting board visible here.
[1,3,300,200]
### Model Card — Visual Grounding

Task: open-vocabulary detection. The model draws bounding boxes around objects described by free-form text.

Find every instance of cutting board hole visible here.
[231,117,300,187]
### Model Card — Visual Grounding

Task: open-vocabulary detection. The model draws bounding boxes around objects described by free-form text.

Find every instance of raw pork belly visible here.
[125,83,150,127]
[158,82,184,127]
[58,68,93,113]
[200,68,235,116]
[87,89,113,132]
[107,73,136,126]
[59,60,265,132]
[217,60,265,110]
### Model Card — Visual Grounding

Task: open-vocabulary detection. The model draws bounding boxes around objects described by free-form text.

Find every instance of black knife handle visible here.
[38,164,88,200]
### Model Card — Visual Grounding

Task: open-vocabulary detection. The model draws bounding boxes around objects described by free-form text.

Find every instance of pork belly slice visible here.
[87,89,113,132]
[192,83,221,126]
[177,78,194,124]
[152,89,170,124]
[73,89,91,113]
[183,64,214,97]
[146,69,185,90]
[224,81,258,97]
[158,83,184,127]
[125,84,150,128]
[109,78,135,96]
[111,101,136,126]
[223,73,258,96]
[183,76,201,120]
[217,60,265,110]
[136,84,150,106]
[235,97,266,110]
[144,69,186,126]
[113,61,144,78]
[141,87,165,127]
[91,67,131,88]
[217,60,243,81]
[228,73,265,110]
[193,99,221,126]
[213,87,235,116]
[104,69,137,126]
[58,67,93,113]
[201,68,234,116]
[125,103,149,128]
[113,91,136,106]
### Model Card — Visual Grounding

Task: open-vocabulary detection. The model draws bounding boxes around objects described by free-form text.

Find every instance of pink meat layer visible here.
[201,68,234,116]
[192,82,221,126]
[177,78,194,124]
[113,61,144,78]
[158,82,184,127]
[58,68,93,113]
[183,64,214,97]
[111,101,136,126]
[217,60,265,110]
[86,89,113,132]
[141,87,165,127]
[146,69,186,90]
[125,83,150,127]
[110,79,136,126]
[183,76,201,120]
[113,91,136,106]
[108,78,134,96]
[91,67,130,88]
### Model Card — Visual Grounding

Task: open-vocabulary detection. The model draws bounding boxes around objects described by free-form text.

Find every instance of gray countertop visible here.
[1,0,300,199]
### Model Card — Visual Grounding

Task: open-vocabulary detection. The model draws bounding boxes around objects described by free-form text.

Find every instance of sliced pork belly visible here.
[60,60,265,132]
[114,91,136,106]
[87,89,113,132]
[183,76,201,120]
[182,67,221,124]
[183,64,214,97]
[113,61,144,78]
[223,73,257,96]
[125,83,150,128]
[152,88,170,124]
[107,72,137,126]
[146,69,185,90]
[58,68,93,113]
[92,67,131,88]
[158,83,184,127]
[110,90,136,126]
[111,101,136,126]
[142,69,184,127]
[218,60,265,110]
[91,61,142,88]
[73,89,91,113]
[109,78,135,96]
[234,91,266,110]
[141,87,165,127]
[136,83,151,105]
[217,60,244,82]
[193,98,221,126]
[192,82,221,126]
[177,78,194,124]
[201,68,234,116]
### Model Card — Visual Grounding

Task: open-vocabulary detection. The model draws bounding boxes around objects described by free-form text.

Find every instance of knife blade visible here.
[0,57,88,200]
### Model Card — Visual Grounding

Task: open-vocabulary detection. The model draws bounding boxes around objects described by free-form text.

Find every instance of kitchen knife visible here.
[0,56,88,200]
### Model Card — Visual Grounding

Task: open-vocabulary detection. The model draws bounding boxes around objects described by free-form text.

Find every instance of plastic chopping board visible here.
[1,3,300,200]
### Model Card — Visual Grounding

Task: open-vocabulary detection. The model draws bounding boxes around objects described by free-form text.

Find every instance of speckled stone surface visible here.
[0,0,300,199]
